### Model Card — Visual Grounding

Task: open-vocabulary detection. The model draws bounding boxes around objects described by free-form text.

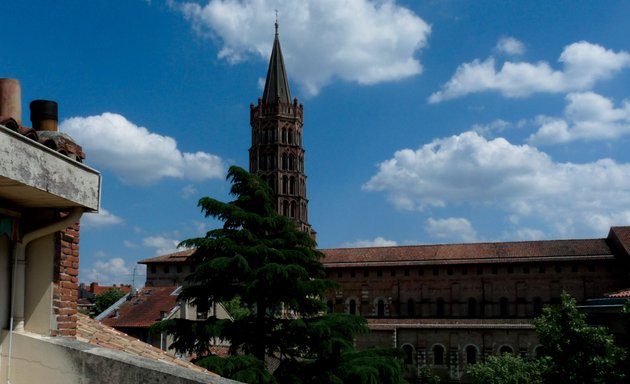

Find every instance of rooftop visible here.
[101,286,179,328]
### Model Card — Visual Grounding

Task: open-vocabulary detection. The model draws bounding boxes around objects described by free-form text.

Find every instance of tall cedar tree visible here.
[154,166,406,383]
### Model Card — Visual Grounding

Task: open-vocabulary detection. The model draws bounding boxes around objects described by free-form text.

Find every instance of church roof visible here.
[321,237,620,267]
[261,22,292,105]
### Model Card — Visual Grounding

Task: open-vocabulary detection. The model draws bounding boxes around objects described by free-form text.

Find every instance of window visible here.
[150,265,156,274]
[539,265,546,273]
[407,299,415,316]
[500,297,509,317]
[337,271,342,278]
[533,297,543,316]
[433,267,439,276]
[499,345,513,355]
[404,269,410,276]
[402,345,414,364]
[326,300,334,313]
[377,270,383,277]
[163,265,169,274]
[176,264,182,273]
[492,266,498,274]
[555,265,562,273]
[196,309,208,320]
[467,298,477,317]
[507,266,514,274]
[433,345,445,365]
[477,267,483,275]
[462,268,468,275]
[350,271,356,278]
[466,345,478,364]
[348,299,357,315]
[363,270,369,277]
[436,298,445,317]
[377,299,385,316]
[523,266,530,274]
[390,269,396,277]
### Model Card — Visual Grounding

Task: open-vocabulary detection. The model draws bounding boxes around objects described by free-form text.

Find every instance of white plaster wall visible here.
[0,236,9,330]
[24,235,54,334]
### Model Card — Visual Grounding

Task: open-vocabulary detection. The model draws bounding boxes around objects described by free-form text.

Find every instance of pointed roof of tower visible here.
[262,21,292,104]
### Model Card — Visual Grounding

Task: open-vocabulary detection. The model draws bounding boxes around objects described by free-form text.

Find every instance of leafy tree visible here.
[534,292,625,384]
[92,288,126,316]
[154,166,405,384]
[467,354,544,384]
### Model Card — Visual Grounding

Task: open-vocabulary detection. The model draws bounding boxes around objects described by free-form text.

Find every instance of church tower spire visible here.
[249,22,315,238]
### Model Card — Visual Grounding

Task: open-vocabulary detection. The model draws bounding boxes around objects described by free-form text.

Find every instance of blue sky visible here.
[4,0,630,286]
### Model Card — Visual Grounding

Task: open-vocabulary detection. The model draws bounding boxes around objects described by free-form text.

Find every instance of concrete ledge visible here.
[0,125,100,211]
[1,331,242,384]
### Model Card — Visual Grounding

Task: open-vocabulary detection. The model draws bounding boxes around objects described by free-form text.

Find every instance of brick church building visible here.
[246,23,630,383]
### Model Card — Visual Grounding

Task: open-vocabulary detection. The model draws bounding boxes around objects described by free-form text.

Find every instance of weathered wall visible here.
[0,331,241,384]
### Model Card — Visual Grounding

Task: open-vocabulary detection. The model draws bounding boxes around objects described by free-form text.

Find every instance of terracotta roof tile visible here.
[101,286,179,328]
[321,238,614,267]
[139,249,195,264]
[606,288,630,298]
[77,312,218,377]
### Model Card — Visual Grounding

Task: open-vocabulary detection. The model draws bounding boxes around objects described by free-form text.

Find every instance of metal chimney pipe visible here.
[30,99,58,131]
[0,78,22,125]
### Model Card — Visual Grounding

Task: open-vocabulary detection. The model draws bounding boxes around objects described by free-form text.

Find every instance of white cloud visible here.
[364,131,630,237]
[81,257,131,285]
[429,41,630,102]
[142,235,180,255]
[170,0,431,96]
[81,208,123,228]
[471,119,511,137]
[528,92,630,145]
[343,236,398,248]
[60,113,225,185]
[425,217,477,243]
[181,184,198,199]
[495,37,525,56]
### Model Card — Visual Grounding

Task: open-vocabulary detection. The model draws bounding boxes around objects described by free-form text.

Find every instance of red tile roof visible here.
[139,249,195,264]
[606,288,630,298]
[101,286,179,328]
[608,227,630,259]
[321,238,614,267]
[77,312,218,377]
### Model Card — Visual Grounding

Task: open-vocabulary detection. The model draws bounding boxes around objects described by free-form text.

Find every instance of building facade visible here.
[321,227,630,382]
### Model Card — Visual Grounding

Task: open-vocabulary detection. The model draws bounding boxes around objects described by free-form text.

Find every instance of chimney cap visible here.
[30,99,58,122]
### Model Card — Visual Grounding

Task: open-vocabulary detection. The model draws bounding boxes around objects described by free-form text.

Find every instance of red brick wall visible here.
[52,222,80,337]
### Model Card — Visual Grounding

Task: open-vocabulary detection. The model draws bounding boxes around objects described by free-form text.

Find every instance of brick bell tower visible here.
[249,21,315,238]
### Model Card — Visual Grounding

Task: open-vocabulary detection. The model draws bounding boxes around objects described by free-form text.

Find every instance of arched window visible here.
[288,129,294,144]
[500,297,510,317]
[289,155,295,170]
[282,153,288,170]
[282,200,289,216]
[290,201,297,218]
[533,297,543,317]
[377,299,385,316]
[468,298,477,317]
[348,299,357,315]
[433,345,445,365]
[466,345,478,364]
[499,345,513,355]
[402,344,414,364]
[282,128,287,143]
[407,298,415,317]
[436,298,445,317]
[289,176,295,195]
[282,176,288,194]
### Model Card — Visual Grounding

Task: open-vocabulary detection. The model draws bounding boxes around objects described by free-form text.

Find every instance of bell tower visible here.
[249,21,314,237]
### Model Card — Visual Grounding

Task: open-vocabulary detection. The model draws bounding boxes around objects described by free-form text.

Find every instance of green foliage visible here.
[197,355,275,384]
[467,354,544,384]
[534,292,626,384]
[157,166,406,384]
[417,364,440,384]
[221,296,250,320]
[92,288,126,315]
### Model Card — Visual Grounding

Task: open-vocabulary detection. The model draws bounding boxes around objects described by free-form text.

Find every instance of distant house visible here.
[98,250,231,356]
[0,78,240,384]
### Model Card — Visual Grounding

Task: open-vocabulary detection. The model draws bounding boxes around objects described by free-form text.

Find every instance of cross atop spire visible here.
[262,19,292,105]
